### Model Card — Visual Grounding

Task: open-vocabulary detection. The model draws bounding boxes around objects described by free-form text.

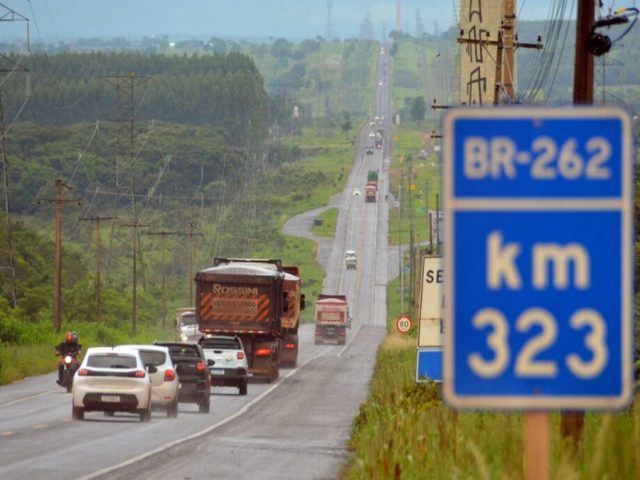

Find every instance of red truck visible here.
[281,266,305,367]
[196,258,287,382]
[314,294,349,345]
[366,170,379,202]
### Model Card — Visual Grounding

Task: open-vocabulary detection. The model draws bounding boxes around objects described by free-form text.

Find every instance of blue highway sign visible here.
[443,107,634,410]
[416,348,443,383]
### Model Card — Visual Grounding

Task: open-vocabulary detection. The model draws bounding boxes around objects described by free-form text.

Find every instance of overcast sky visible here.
[0,1,570,42]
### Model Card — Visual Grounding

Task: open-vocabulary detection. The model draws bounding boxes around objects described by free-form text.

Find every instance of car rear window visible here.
[87,354,137,369]
[167,345,200,359]
[201,338,240,349]
[137,350,167,366]
[180,313,196,326]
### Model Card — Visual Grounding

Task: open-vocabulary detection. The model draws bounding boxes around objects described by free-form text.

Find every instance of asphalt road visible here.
[0,48,392,480]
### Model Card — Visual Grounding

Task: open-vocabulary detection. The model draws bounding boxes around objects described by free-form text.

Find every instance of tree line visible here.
[1,51,268,146]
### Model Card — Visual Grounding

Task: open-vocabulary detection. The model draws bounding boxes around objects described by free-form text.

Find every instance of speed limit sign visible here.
[396,315,412,334]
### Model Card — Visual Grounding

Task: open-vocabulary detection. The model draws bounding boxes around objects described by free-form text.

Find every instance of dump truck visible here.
[281,266,305,367]
[366,170,379,202]
[365,183,378,202]
[314,294,349,345]
[195,258,287,382]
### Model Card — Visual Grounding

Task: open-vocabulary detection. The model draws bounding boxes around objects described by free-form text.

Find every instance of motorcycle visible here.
[56,351,80,393]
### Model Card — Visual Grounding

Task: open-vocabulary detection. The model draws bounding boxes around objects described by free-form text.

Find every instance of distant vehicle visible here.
[200,335,249,395]
[72,346,153,422]
[155,341,212,413]
[353,188,361,196]
[175,307,201,342]
[345,250,357,270]
[379,81,383,86]
[368,131,375,138]
[119,344,179,418]
[365,147,374,155]
[366,170,379,202]
[315,294,350,345]
[380,47,385,54]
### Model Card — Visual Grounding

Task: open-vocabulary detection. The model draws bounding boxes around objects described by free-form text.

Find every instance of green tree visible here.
[410,96,427,124]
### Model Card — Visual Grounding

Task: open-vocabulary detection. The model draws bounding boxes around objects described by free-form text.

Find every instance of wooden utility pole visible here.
[121,219,148,336]
[79,215,116,322]
[37,179,81,332]
[180,223,202,307]
[560,0,596,447]
[573,0,595,104]
[502,0,517,99]
[145,230,178,327]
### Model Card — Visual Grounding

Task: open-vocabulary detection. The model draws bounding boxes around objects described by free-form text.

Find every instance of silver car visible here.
[72,347,152,422]
[120,344,180,418]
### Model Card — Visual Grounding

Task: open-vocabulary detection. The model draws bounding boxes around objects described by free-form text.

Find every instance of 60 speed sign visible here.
[396,316,412,334]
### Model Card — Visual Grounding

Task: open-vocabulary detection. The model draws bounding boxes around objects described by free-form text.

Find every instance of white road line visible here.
[77,351,327,480]
[0,388,58,408]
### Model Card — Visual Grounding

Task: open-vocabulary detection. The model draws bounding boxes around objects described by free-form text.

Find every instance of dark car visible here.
[154,341,212,413]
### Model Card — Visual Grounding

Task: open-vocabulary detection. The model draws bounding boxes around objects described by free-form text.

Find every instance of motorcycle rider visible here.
[55,331,82,385]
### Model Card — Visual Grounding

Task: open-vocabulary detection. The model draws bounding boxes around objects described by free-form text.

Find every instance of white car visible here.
[72,347,152,422]
[200,335,249,395]
[353,188,361,196]
[119,344,179,417]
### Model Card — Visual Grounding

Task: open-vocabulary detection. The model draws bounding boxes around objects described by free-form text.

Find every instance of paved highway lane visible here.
[0,49,393,480]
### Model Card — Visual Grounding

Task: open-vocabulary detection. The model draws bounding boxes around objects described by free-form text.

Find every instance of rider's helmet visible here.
[65,331,78,343]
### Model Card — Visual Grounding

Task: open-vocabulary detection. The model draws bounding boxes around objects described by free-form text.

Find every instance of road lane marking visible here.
[78,351,326,480]
[0,388,58,408]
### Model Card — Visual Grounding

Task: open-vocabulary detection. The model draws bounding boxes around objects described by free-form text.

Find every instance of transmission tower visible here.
[0,4,29,308]
[326,0,334,40]
[101,74,150,274]
[395,0,402,32]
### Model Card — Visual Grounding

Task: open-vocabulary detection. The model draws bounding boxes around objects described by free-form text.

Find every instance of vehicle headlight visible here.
[64,355,73,365]
[180,335,188,341]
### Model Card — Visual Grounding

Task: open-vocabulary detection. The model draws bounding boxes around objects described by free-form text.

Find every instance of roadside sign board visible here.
[396,315,412,334]
[418,256,444,347]
[443,107,634,410]
[416,348,443,383]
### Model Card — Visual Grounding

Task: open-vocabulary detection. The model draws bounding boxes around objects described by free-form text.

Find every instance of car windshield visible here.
[87,354,137,369]
[137,350,167,366]
[180,313,196,326]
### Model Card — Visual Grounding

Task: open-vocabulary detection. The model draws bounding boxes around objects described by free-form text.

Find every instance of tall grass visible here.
[345,290,640,479]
